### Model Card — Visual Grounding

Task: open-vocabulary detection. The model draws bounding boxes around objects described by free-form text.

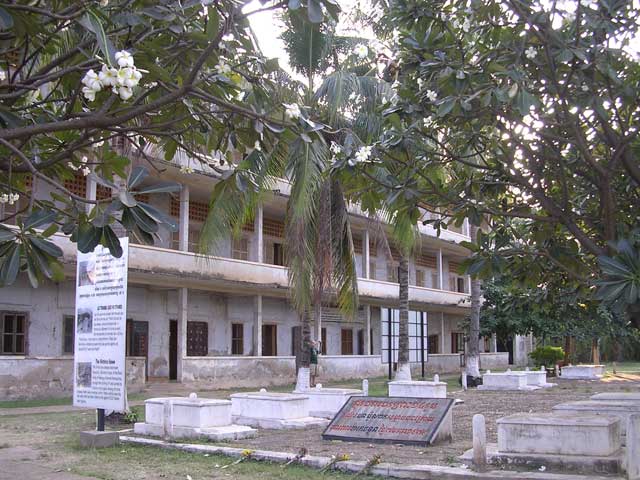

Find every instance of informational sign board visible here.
[73,238,129,411]
[322,396,454,445]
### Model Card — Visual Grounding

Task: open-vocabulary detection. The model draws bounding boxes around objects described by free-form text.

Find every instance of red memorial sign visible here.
[322,396,454,445]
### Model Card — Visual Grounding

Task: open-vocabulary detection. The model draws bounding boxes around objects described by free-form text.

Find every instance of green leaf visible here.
[289,0,301,9]
[436,97,456,117]
[136,181,181,194]
[0,226,16,242]
[102,227,123,258]
[137,202,178,231]
[30,237,63,258]
[0,7,14,30]
[23,209,57,230]
[119,191,138,208]
[77,224,102,253]
[0,244,20,286]
[164,140,178,161]
[308,0,322,23]
[206,6,219,40]
[129,206,159,233]
[127,166,149,189]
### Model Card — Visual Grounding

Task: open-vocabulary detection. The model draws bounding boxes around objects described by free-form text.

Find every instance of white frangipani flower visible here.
[0,70,6,82]
[117,86,133,101]
[180,165,194,174]
[462,18,471,33]
[0,194,8,204]
[283,103,301,119]
[146,81,158,89]
[82,69,102,91]
[354,44,368,59]
[215,61,231,75]
[417,78,425,89]
[115,50,134,68]
[425,90,437,102]
[581,84,589,92]
[81,166,91,176]
[456,70,465,79]
[330,142,342,155]
[99,65,118,87]
[353,145,373,164]
[100,0,109,6]
[254,140,262,151]
[221,33,234,43]
[525,46,538,60]
[82,86,98,101]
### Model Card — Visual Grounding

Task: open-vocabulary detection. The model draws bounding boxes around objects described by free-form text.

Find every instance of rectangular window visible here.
[1,312,27,354]
[457,277,466,293]
[415,269,425,287]
[451,332,465,354]
[232,237,249,260]
[427,334,439,354]
[262,324,277,356]
[431,272,439,289]
[341,329,353,355]
[126,319,149,357]
[63,315,74,354]
[187,321,208,356]
[321,327,327,355]
[231,323,244,355]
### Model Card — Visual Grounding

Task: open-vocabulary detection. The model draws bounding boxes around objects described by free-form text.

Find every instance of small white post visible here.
[472,414,487,472]
[540,365,546,372]
[627,414,640,480]
[362,379,369,396]
[433,374,439,383]
[461,371,468,390]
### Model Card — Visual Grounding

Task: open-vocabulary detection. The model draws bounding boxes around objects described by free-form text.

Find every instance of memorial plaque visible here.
[322,396,454,445]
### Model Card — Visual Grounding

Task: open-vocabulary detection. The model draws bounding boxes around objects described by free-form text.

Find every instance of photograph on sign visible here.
[72,238,129,412]
[323,396,454,445]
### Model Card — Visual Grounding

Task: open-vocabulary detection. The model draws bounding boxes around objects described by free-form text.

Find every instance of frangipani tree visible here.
[0,0,337,287]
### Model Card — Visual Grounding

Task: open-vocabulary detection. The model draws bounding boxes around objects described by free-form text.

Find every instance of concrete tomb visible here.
[388,374,447,399]
[591,392,640,402]
[292,384,364,419]
[230,390,329,429]
[133,394,255,440]
[477,371,539,391]
[553,400,640,436]
[524,367,556,388]
[497,412,621,457]
[561,364,605,379]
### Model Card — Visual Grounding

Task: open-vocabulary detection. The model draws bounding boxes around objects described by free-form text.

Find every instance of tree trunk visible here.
[395,255,411,381]
[466,225,481,378]
[295,311,312,391]
[592,338,600,365]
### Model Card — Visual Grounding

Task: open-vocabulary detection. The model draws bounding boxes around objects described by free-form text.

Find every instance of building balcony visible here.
[51,233,470,311]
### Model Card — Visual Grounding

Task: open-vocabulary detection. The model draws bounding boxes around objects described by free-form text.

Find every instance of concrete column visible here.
[472,414,487,471]
[463,218,470,236]
[363,229,370,278]
[437,248,444,290]
[491,333,497,353]
[467,275,472,294]
[179,185,189,252]
[440,312,446,354]
[86,173,97,214]
[364,305,371,355]
[627,414,640,480]
[254,203,263,263]
[253,295,263,356]
[176,287,188,382]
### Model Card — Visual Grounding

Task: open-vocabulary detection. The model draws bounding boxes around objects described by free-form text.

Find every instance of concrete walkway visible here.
[0,446,98,480]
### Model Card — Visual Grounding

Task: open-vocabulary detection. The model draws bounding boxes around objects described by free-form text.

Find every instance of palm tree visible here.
[199,9,390,390]
[466,223,482,379]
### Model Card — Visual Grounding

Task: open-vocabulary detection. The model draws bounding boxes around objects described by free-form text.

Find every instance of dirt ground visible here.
[213,373,640,467]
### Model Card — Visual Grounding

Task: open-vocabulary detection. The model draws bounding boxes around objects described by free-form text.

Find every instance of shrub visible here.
[529,346,565,369]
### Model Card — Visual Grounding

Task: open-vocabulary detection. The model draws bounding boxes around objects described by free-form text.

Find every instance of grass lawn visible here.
[0,396,72,409]
[604,361,640,373]
[0,410,375,480]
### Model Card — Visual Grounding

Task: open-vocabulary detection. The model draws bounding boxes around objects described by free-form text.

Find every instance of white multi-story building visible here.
[0,153,512,400]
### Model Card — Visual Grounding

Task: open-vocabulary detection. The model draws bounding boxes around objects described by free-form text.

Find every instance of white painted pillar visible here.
[364,305,371,355]
[437,248,444,290]
[363,229,370,278]
[491,333,498,353]
[254,295,263,356]
[440,312,446,354]
[254,203,263,263]
[467,275,472,294]
[463,218,470,237]
[179,185,189,252]
[176,287,188,382]
[627,414,640,480]
[86,173,97,212]
[472,414,487,471]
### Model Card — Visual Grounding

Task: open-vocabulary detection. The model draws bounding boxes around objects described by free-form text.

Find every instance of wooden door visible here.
[262,324,277,356]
